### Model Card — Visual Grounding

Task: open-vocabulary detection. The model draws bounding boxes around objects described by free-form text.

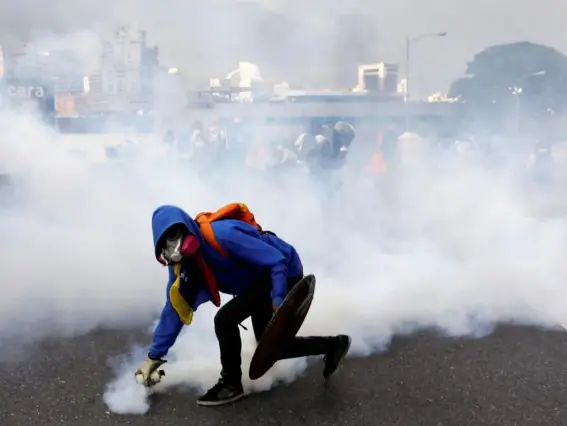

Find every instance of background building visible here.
[0,25,160,129]
[88,25,158,100]
[0,43,59,124]
[356,62,400,95]
[0,43,86,94]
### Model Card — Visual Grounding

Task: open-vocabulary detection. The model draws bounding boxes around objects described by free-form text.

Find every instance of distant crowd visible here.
[156,118,559,188]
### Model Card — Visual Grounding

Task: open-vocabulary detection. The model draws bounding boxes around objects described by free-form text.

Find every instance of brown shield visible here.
[248,274,316,380]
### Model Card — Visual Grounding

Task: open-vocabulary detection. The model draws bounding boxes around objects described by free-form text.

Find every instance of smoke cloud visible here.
[1,107,567,414]
[1,0,566,416]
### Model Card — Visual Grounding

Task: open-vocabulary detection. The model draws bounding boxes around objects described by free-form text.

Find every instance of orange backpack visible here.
[195,203,262,257]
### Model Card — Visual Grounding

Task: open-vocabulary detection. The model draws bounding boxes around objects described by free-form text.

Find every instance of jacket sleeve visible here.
[148,268,184,359]
[219,225,289,306]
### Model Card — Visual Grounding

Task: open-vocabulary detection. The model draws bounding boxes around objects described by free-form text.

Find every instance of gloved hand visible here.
[134,356,166,387]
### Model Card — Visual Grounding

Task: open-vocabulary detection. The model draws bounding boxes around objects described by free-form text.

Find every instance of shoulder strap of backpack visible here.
[195,214,229,257]
[195,203,262,257]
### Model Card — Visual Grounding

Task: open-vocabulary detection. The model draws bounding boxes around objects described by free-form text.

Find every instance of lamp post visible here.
[509,70,546,134]
[404,32,447,132]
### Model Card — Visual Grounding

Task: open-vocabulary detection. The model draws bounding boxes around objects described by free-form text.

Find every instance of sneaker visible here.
[323,334,352,379]
[196,378,245,407]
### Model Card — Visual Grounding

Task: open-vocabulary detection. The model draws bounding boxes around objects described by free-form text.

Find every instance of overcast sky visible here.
[263,0,566,95]
[0,0,564,96]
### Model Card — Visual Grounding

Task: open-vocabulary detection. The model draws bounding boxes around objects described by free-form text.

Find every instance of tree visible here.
[448,42,567,131]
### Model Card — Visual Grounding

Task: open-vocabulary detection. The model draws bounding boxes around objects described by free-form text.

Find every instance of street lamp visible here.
[524,70,546,78]
[509,70,546,134]
[404,31,447,132]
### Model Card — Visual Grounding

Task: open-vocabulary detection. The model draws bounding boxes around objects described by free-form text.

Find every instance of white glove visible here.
[134,357,166,387]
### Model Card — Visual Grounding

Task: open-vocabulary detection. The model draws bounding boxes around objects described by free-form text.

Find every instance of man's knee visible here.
[214,307,234,331]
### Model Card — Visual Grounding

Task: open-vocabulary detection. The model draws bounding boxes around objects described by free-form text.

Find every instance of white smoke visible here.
[2,109,567,415]
[0,0,565,412]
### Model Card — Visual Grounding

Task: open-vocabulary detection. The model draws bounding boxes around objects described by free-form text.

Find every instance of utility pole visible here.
[509,70,546,135]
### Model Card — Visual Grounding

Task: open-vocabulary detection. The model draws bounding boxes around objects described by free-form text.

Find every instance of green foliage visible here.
[449,42,567,116]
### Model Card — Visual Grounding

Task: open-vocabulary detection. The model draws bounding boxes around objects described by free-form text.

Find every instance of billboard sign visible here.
[6,84,45,98]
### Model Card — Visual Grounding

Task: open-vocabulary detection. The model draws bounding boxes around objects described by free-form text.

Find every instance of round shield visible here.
[249,274,316,380]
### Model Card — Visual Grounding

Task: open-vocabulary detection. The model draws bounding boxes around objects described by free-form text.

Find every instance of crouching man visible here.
[135,203,351,406]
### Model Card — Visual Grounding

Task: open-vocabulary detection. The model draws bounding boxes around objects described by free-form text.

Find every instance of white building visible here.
[356,62,400,95]
[91,25,158,98]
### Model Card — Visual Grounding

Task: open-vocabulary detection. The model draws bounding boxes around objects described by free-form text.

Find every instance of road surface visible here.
[1,325,567,426]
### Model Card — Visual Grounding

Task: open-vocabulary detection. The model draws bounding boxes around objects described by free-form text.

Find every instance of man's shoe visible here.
[323,334,352,379]
[196,378,245,407]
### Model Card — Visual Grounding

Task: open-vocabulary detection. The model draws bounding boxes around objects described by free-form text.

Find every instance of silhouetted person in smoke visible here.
[163,130,175,146]
[189,120,215,174]
[294,120,356,192]
[528,139,555,184]
[189,119,229,169]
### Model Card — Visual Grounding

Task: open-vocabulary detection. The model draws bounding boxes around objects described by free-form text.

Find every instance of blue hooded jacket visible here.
[148,205,303,359]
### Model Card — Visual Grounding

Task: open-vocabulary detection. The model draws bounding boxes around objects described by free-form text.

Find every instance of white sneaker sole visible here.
[196,392,246,407]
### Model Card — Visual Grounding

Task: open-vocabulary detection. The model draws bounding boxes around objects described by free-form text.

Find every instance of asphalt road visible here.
[1,325,567,426]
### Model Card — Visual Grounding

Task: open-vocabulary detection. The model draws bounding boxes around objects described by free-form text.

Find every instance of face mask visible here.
[179,234,200,257]
[164,235,183,263]
[160,227,183,265]
[159,229,201,266]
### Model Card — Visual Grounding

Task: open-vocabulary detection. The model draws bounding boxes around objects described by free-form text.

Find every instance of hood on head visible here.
[152,205,203,262]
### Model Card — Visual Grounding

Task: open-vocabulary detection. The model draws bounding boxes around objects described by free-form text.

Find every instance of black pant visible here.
[214,273,335,383]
